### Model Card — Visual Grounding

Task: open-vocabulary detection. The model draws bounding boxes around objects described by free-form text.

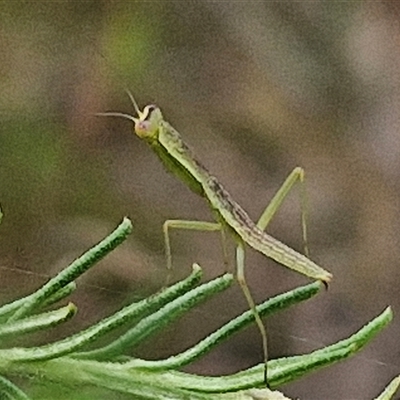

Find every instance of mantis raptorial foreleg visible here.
[164,167,308,271]
[256,167,309,256]
[162,166,310,384]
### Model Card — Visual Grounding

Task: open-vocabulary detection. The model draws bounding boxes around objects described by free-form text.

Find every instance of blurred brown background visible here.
[1,1,400,399]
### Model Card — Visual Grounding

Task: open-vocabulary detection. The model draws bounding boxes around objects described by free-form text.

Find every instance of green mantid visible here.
[98,93,332,385]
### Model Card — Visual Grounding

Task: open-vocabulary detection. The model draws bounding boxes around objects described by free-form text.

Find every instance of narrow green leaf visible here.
[374,375,400,400]
[0,375,31,400]
[74,269,233,360]
[0,303,77,340]
[149,307,392,392]
[7,218,132,322]
[0,265,203,362]
[128,281,322,370]
[0,283,76,321]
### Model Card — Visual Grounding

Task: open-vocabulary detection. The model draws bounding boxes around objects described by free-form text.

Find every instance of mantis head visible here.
[96,90,163,141]
[133,104,163,140]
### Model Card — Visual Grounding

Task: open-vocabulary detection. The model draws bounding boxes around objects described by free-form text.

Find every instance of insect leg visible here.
[257,167,309,256]
[163,220,222,284]
[236,240,269,386]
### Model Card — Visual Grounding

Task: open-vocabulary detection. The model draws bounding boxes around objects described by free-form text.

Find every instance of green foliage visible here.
[0,214,398,399]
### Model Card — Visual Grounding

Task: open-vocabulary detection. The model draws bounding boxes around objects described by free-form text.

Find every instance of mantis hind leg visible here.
[257,166,309,256]
[162,219,224,285]
[236,240,269,386]
[242,166,308,385]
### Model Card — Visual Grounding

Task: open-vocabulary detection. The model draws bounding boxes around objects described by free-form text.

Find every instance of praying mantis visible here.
[98,93,332,385]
